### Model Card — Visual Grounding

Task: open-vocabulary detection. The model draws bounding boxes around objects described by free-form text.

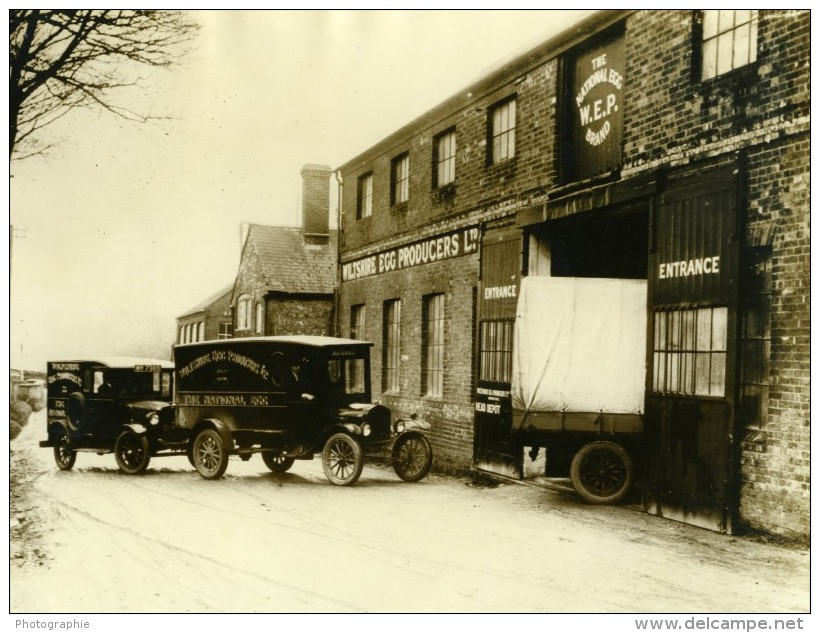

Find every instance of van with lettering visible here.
[174,335,433,485]
[40,358,181,474]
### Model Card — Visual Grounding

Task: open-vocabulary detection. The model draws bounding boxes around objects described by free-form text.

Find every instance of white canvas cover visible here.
[512,276,647,415]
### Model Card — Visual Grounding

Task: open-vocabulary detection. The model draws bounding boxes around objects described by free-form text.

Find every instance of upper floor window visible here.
[490,97,516,164]
[391,152,409,205]
[255,303,264,335]
[218,322,233,340]
[701,10,759,80]
[357,172,373,219]
[434,129,456,187]
[236,294,252,330]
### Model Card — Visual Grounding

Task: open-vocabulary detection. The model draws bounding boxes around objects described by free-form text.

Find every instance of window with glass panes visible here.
[435,129,456,187]
[349,304,366,392]
[490,98,516,164]
[218,322,233,339]
[255,303,264,334]
[739,247,772,428]
[423,294,445,396]
[701,10,758,80]
[652,307,728,396]
[357,172,373,219]
[391,153,409,205]
[479,320,514,383]
[383,299,401,392]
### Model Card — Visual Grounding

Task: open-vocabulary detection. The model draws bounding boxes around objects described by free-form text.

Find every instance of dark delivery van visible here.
[173,336,433,485]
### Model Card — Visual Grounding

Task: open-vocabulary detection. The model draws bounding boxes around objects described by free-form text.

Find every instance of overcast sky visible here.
[9,9,598,371]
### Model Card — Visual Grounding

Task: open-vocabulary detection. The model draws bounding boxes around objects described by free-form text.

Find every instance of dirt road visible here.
[10,411,810,614]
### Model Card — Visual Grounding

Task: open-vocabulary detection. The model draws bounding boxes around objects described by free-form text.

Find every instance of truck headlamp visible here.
[361,423,372,437]
[147,412,160,426]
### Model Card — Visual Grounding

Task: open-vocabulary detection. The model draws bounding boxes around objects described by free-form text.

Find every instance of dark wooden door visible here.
[644,166,741,533]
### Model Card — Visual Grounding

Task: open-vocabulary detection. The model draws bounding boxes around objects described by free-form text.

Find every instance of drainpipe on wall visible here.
[334,170,343,338]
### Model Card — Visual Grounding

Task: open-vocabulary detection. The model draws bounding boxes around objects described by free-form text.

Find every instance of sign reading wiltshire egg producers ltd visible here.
[341,226,480,281]
[570,29,625,180]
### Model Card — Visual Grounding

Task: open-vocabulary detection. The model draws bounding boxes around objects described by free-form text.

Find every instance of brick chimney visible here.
[301,164,331,244]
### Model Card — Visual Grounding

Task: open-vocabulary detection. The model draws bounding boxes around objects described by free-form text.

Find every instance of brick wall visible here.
[340,250,479,463]
[341,58,558,253]
[337,9,809,537]
[739,137,810,541]
[622,10,810,539]
[267,296,334,337]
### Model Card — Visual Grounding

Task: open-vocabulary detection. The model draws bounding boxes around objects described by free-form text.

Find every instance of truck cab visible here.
[41,358,179,473]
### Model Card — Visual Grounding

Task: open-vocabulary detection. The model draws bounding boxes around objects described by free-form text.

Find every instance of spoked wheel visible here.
[53,430,77,471]
[114,430,151,475]
[192,428,230,480]
[391,432,433,482]
[321,433,363,486]
[570,441,633,505]
[262,453,295,473]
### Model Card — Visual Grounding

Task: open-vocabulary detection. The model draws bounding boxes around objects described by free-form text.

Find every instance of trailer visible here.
[511,276,647,504]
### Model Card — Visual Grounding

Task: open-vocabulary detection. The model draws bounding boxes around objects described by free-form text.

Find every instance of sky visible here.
[8,9,599,371]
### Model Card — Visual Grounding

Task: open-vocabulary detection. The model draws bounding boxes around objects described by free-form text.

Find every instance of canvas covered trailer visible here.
[511,276,648,503]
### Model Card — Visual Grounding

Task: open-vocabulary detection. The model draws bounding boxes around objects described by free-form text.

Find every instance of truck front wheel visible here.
[322,433,363,486]
[570,441,633,505]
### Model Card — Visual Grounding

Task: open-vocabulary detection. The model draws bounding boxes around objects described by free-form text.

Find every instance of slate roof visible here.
[241,224,338,296]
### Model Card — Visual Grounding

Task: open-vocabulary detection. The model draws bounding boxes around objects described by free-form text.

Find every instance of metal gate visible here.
[644,165,741,533]
[474,227,522,477]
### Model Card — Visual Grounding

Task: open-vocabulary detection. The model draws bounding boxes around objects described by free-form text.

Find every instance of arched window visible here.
[236,295,252,330]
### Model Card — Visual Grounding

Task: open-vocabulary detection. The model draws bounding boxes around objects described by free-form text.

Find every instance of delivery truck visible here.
[510,276,647,504]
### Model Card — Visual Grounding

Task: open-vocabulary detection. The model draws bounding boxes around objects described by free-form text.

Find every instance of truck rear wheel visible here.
[192,428,229,480]
[570,441,633,505]
[53,429,76,471]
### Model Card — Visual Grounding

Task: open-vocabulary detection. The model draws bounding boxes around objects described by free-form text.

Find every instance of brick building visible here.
[336,10,809,539]
[176,285,233,344]
[231,165,338,338]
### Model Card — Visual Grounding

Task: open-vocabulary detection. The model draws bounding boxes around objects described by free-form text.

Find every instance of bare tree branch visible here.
[9,9,199,159]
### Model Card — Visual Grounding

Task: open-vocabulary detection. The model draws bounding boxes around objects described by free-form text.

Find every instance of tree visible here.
[9,10,199,160]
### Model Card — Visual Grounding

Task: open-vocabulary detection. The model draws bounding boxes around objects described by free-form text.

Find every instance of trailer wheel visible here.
[570,441,633,505]
[322,433,363,486]
[114,430,151,475]
[262,453,295,473]
[192,428,229,480]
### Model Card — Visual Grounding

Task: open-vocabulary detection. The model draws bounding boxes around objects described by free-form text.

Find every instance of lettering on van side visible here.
[178,393,270,407]
[177,350,270,381]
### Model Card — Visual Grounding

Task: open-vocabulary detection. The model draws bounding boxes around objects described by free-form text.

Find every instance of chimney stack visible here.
[301,164,331,244]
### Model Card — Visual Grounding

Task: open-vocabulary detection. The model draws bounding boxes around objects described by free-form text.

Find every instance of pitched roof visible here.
[243,224,338,296]
[177,284,233,319]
